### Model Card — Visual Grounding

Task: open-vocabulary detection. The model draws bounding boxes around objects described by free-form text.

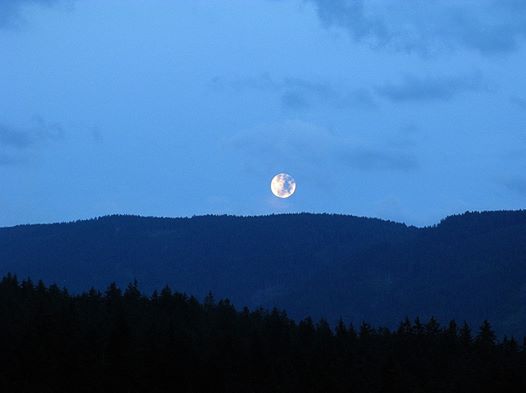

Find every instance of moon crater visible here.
[271,173,296,198]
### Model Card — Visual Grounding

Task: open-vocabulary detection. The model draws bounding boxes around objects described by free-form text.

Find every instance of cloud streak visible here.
[304,0,526,56]
[0,118,63,149]
[0,0,66,28]
[0,117,64,165]
[340,148,418,171]
[0,125,33,149]
[230,120,418,174]
[376,74,486,102]
[279,77,375,110]
[210,74,376,111]
[503,177,526,195]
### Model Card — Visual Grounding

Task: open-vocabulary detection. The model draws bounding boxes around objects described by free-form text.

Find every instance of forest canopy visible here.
[0,274,524,393]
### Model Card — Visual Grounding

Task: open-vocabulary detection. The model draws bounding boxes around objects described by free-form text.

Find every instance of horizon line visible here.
[2,208,526,230]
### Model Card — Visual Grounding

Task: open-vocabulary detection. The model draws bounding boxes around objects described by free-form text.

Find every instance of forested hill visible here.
[1,211,526,337]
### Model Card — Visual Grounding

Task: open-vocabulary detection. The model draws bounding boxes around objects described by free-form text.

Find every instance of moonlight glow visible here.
[271,173,296,198]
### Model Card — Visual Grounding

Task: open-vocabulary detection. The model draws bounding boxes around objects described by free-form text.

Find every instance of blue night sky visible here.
[1,0,526,227]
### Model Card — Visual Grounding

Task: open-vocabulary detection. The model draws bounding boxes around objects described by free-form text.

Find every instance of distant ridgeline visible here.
[1,211,526,337]
[0,274,525,392]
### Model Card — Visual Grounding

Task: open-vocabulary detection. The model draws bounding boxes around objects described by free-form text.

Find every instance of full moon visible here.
[271,173,296,198]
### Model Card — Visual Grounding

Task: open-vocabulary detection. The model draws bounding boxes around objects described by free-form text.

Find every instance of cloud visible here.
[230,120,418,174]
[376,74,486,102]
[0,125,33,149]
[0,154,18,166]
[279,77,376,110]
[0,0,66,29]
[0,117,63,149]
[305,0,387,43]
[503,177,526,195]
[510,96,526,110]
[210,74,376,111]
[303,0,526,56]
[0,117,64,165]
[340,148,418,171]
[280,78,336,110]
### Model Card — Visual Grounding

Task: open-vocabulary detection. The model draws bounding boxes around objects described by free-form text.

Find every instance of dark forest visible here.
[1,274,524,393]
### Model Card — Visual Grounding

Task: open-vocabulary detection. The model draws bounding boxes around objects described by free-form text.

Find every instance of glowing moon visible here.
[271,173,296,198]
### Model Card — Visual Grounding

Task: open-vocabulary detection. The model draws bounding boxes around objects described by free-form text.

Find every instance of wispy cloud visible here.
[376,74,486,102]
[280,77,375,110]
[303,0,526,56]
[503,177,526,195]
[0,0,68,29]
[0,117,63,149]
[229,120,418,174]
[210,73,376,111]
[305,0,387,43]
[510,96,526,110]
[340,148,418,171]
[0,125,33,149]
[0,117,64,165]
[0,153,19,166]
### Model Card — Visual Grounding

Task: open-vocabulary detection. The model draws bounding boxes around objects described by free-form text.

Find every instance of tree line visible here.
[0,273,525,392]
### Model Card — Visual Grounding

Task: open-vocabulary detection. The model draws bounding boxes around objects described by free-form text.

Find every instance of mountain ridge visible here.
[1,210,525,337]
[5,208,526,230]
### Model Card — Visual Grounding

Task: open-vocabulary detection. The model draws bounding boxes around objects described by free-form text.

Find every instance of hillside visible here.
[1,211,526,337]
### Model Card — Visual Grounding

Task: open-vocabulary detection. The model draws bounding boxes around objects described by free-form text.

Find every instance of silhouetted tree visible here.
[0,274,525,393]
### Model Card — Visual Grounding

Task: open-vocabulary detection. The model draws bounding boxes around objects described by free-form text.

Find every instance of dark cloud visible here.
[0,117,63,150]
[0,125,33,149]
[305,0,387,43]
[303,0,526,56]
[0,0,65,28]
[376,74,485,102]
[211,74,376,111]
